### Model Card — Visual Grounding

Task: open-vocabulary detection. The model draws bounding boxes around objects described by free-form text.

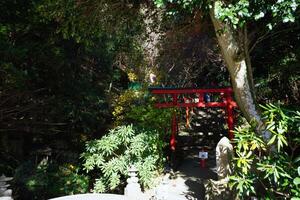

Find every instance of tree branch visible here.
[249,26,300,53]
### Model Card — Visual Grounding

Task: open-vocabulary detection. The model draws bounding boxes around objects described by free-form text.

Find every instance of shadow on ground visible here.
[170,147,218,200]
[168,107,227,199]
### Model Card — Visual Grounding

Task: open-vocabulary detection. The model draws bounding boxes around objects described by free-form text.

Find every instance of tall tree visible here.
[0,0,135,159]
[154,0,299,139]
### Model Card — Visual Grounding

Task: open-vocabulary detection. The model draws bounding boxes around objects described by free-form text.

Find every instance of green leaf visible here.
[293,177,300,185]
[268,135,276,145]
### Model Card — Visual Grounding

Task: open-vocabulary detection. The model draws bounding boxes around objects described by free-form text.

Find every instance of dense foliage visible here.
[0,0,299,199]
[252,25,300,104]
[81,125,166,192]
[154,0,299,28]
[79,83,173,192]
[230,104,300,199]
[14,161,89,199]
[0,0,142,198]
[0,0,115,136]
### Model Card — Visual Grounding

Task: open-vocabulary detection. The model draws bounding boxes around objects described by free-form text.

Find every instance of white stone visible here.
[0,197,13,200]
[0,175,13,199]
[0,175,12,182]
[124,166,142,200]
[0,189,12,197]
[216,137,233,179]
[49,193,127,200]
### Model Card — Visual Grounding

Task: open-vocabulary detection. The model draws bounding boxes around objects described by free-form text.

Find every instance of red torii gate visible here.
[149,87,237,152]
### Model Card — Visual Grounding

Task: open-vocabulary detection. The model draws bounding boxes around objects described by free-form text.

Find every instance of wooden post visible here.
[197,92,204,107]
[225,92,234,140]
[184,97,190,128]
[170,113,177,151]
[186,107,190,128]
[172,94,178,106]
[199,146,207,168]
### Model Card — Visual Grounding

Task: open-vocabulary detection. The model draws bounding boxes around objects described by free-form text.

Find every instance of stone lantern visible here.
[0,174,13,200]
[124,165,142,199]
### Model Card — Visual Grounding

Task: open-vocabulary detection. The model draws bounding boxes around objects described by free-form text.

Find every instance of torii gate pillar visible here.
[149,87,237,152]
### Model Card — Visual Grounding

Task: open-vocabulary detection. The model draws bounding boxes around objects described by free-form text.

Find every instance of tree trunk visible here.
[209,6,270,140]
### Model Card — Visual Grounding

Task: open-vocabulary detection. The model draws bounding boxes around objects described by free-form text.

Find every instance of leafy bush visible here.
[112,87,174,128]
[14,160,89,199]
[0,151,19,177]
[112,90,143,126]
[81,125,166,193]
[229,104,300,199]
[126,103,174,133]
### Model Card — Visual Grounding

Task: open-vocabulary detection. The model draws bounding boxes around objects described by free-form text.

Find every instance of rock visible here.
[215,137,233,179]
[204,137,235,200]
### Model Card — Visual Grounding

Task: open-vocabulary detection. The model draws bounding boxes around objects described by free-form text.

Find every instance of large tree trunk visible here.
[209,6,270,140]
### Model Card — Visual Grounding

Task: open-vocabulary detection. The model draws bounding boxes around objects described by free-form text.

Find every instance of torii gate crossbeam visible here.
[149,87,237,151]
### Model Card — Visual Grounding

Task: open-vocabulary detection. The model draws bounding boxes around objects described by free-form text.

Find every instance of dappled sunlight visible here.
[1,0,299,199]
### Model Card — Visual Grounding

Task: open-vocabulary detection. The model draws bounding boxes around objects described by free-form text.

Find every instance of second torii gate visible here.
[149,87,237,152]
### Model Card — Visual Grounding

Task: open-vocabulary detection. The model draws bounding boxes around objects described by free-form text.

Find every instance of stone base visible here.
[124,183,142,200]
[0,189,12,197]
[204,179,238,200]
[0,197,13,200]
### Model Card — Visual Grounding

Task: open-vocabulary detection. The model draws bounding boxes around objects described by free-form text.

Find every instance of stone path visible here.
[145,108,226,200]
[147,147,218,200]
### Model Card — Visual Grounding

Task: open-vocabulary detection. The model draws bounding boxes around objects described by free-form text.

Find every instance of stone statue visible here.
[216,136,233,180]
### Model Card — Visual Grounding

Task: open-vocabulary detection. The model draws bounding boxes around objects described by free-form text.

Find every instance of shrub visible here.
[111,87,174,128]
[0,151,19,177]
[14,160,89,199]
[125,103,174,133]
[81,125,166,193]
[112,90,143,126]
[229,104,300,199]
